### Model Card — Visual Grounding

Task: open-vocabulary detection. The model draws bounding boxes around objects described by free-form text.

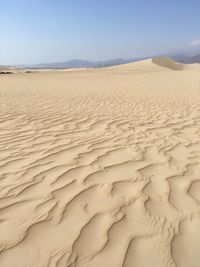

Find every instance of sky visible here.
[0,0,200,65]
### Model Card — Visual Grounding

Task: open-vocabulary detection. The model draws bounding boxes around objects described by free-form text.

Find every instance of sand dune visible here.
[152,57,184,70]
[0,59,200,266]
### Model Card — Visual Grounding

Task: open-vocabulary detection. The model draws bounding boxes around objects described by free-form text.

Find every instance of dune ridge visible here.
[0,59,200,266]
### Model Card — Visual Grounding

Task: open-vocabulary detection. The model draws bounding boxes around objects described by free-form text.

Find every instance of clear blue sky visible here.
[0,0,200,65]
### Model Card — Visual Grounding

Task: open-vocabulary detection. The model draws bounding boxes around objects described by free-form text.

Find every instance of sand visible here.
[0,57,200,267]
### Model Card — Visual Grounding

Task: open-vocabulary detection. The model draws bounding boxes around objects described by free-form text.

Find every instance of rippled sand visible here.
[0,58,200,267]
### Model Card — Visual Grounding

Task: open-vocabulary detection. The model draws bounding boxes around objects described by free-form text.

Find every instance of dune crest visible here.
[0,60,200,266]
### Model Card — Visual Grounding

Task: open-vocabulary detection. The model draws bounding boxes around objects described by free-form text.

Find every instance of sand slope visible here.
[152,57,184,70]
[0,59,200,267]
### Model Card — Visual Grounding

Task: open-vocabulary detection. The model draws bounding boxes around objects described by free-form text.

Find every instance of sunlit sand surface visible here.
[0,58,200,267]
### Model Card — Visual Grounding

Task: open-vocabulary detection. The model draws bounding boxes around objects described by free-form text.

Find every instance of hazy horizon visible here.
[0,0,200,65]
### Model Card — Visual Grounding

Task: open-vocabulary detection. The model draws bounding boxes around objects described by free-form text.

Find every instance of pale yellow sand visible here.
[0,58,200,267]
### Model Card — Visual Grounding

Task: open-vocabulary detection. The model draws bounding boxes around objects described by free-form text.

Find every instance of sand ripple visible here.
[0,59,200,266]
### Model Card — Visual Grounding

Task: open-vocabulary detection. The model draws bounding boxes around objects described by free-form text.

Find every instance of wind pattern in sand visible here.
[0,58,200,267]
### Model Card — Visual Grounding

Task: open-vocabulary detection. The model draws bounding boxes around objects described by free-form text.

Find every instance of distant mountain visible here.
[170,54,191,63]
[28,59,94,69]
[187,54,200,63]
[22,57,146,69]
[171,53,200,64]
[10,49,200,70]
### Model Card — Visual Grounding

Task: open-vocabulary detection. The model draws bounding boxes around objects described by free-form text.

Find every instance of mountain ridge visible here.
[1,51,200,69]
[22,54,200,69]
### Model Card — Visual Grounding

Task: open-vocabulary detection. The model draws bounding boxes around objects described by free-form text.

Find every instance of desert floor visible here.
[0,58,200,267]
